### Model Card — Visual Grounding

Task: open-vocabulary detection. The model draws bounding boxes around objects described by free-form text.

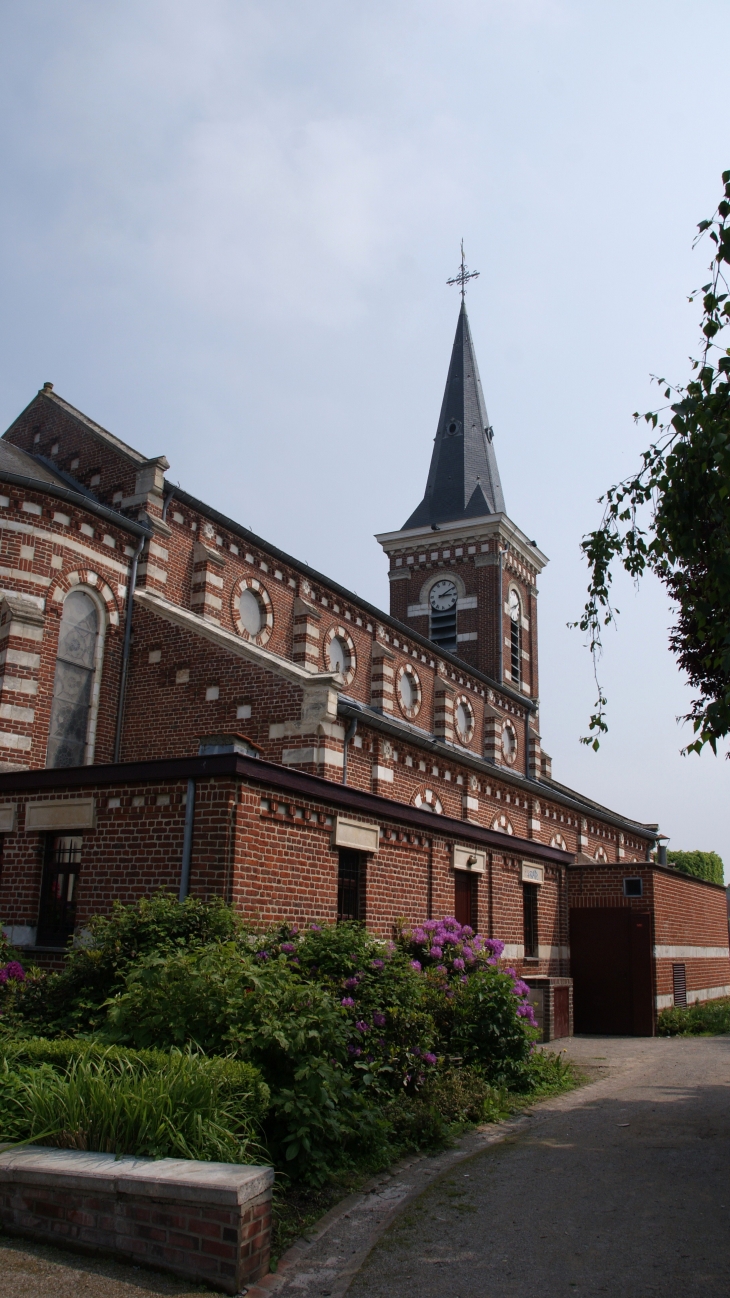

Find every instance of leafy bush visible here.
[666,850,724,886]
[0,1048,265,1161]
[6,893,237,1036]
[657,996,730,1036]
[4,898,566,1186]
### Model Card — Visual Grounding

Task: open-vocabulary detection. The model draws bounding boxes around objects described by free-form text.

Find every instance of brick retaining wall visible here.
[0,1147,274,1294]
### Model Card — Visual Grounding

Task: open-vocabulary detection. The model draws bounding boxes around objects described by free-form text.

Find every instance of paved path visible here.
[347,1035,730,1298]
[3,1037,729,1297]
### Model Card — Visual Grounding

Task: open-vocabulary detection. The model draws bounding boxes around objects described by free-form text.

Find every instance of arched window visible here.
[509,588,521,687]
[47,590,101,768]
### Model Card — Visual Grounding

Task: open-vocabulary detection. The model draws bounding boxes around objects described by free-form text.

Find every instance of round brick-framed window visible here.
[501,719,518,765]
[233,578,273,646]
[492,813,514,835]
[413,787,443,814]
[324,625,356,685]
[454,694,475,744]
[397,663,422,719]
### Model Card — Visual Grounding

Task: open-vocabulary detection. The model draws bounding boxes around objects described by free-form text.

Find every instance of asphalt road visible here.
[348,1036,730,1298]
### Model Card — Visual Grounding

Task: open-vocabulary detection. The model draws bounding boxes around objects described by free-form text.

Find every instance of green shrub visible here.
[0,1037,270,1124]
[666,850,724,885]
[0,1049,265,1162]
[657,997,730,1036]
[4,901,568,1186]
[7,893,239,1036]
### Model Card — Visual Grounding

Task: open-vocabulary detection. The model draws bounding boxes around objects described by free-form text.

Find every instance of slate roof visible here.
[403,301,505,528]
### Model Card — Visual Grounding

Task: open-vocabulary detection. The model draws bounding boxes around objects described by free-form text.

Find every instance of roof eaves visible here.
[337,697,657,843]
[169,484,534,713]
[0,468,152,539]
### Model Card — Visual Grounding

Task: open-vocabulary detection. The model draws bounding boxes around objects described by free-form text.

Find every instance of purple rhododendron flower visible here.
[452,957,465,971]
[423,919,438,932]
[310,924,322,931]
[512,979,531,998]
[435,964,447,974]
[281,943,296,954]
[355,1020,369,1033]
[412,928,427,945]
[486,938,505,957]
[460,975,468,984]
[344,976,359,990]
[505,966,517,978]
[341,997,355,1007]
[423,1052,437,1065]
[371,958,384,970]
[347,1044,362,1056]
[410,960,422,972]
[373,1012,386,1027]
[411,1045,422,1056]
[430,944,443,958]
[461,925,474,938]
[255,951,269,961]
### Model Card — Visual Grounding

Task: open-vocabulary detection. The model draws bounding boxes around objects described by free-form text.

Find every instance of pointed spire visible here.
[403,302,505,529]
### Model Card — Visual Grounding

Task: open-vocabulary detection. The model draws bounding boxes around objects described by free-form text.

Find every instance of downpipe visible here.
[114,532,146,763]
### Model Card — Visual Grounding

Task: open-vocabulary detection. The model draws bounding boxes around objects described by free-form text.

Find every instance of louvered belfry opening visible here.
[672,963,687,1008]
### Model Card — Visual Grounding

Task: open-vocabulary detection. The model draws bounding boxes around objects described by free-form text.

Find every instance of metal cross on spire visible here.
[446,240,480,300]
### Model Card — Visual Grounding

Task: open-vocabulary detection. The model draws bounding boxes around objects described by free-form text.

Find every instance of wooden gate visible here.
[569,908,654,1035]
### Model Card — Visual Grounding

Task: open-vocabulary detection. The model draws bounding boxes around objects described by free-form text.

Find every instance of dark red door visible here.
[553,986,570,1039]
[454,872,474,926]
[570,908,654,1036]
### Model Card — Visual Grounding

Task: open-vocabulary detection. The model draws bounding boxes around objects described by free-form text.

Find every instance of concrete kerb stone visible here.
[242,1043,648,1298]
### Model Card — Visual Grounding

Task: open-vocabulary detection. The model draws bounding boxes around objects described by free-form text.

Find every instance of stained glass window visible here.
[46,590,99,768]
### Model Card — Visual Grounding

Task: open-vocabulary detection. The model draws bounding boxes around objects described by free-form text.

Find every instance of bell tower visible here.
[376,296,547,700]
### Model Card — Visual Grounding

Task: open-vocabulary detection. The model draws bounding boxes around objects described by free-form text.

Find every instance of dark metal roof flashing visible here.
[403,302,506,529]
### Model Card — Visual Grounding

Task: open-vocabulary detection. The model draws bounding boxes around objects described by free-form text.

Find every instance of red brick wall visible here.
[0,770,569,979]
[0,1177,271,1294]
[567,863,730,1006]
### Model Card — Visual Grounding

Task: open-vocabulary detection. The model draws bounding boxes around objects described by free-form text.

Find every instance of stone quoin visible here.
[0,309,726,1035]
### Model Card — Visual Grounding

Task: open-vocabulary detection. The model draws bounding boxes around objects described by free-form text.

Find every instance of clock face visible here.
[429,580,458,612]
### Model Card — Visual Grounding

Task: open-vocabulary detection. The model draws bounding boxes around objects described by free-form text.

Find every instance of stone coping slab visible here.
[0,1146,274,1203]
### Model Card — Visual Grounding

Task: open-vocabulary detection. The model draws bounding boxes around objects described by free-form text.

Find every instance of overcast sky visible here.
[1,0,728,870]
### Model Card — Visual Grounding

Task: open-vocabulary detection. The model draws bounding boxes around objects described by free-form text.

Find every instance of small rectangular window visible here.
[337,849,363,922]
[523,882,539,958]
[623,877,643,897]
[37,835,82,946]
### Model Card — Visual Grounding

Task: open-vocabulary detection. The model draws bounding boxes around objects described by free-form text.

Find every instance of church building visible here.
[0,298,727,1037]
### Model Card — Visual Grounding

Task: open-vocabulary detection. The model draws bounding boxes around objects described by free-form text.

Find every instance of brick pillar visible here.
[434,680,455,742]
[371,641,395,713]
[483,714,501,763]
[372,736,395,794]
[292,597,322,673]
[528,728,542,779]
[528,798,542,839]
[190,541,226,624]
[0,594,44,769]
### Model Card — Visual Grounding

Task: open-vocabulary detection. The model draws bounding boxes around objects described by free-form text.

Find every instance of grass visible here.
[0,1050,262,1162]
[657,996,730,1036]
